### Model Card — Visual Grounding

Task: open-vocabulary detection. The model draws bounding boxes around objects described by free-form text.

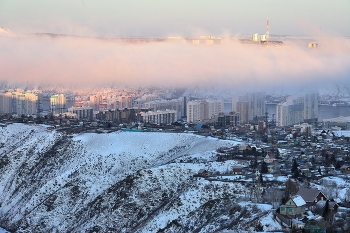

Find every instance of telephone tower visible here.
[266,17,269,42]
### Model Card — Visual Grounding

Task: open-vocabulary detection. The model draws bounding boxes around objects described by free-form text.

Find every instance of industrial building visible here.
[323,116,350,130]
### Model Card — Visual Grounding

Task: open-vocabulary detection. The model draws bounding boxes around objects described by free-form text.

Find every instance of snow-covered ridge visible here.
[0,124,268,232]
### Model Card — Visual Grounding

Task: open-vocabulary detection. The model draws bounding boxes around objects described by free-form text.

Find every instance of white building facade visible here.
[141,110,176,124]
[276,93,318,127]
[187,100,223,123]
[50,94,66,115]
[0,89,42,115]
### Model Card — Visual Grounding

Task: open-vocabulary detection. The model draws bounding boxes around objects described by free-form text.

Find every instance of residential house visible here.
[280,195,306,217]
[197,169,209,177]
[264,153,276,164]
[304,216,326,233]
[296,188,327,206]
[238,144,252,154]
[315,200,339,223]
[232,166,243,175]
[340,165,350,174]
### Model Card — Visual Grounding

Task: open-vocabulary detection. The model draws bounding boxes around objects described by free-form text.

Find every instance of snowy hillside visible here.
[0,124,277,232]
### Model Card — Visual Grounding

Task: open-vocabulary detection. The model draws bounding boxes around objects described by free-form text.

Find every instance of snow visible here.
[0,228,10,233]
[293,195,307,206]
[0,124,249,232]
[5,123,341,231]
[260,212,283,231]
[333,131,350,137]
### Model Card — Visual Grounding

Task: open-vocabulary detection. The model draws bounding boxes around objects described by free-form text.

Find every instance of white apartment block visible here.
[303,93,318,121]
[0,89,42,115]
[187,100,205,123]
[248,92,266,121]
[0,91,13,114]
[187,99,223,123]
[206,100,223,120]
[232,93,266,123]
[144,99,182,120]
[276,93,318,127]
[50,94,66,115]
[141,110,176,124]
[68,106,94,121]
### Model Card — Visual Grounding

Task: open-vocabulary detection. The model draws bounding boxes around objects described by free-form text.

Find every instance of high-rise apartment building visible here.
[141,110,176,125]
[0,91,13,114]
[0,89,42,115]
[187,100,206,123]
[232,92,266,124]
[303,93,318,122]
[68,106,94,121]
[144,99,182,121]
[248,92,266,121]
[187,99,223,123]
[236,101,249,124]
[50,94,66,115]
[276,93,318,127]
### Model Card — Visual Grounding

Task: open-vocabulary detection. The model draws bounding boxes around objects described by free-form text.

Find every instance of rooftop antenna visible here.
[266,17,269,42]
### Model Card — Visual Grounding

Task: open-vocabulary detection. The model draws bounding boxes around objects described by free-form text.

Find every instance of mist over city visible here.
[1,1,350,233]
[0,31,349,92]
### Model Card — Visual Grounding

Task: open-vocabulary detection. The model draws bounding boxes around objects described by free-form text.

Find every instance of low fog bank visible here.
[0,33,349,92]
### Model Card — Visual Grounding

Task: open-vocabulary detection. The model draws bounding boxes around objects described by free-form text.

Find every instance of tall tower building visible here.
[303,93,318,122]
[276,93,318,127]
[186,99,223,123]
[0,89,42,115]
[248,92,266,122]
[0,91,13,114]
[187,100,206,123]
[50,94,66,115]
[236,101,249,124]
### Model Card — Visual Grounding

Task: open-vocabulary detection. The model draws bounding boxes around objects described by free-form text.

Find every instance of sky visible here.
[0,0,350,37]
[0,1,349,91]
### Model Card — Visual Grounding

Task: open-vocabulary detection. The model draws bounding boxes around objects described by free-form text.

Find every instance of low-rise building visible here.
[279,195,306,217]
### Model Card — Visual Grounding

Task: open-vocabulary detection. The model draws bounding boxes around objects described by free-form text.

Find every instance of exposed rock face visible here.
[0,124,266,232]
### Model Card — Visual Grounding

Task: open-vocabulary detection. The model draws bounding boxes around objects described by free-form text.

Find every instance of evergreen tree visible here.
[285,178,299,199]
[335,161,341,170]
[261,161,268,173]
[291,159,299,178]
[292,169,300,179]
[331,154,336,165]
[259,173,263,183]
[323,200,330,220]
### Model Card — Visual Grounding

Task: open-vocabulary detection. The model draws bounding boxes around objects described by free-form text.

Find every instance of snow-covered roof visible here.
[292,195,306,206]
[323,116,350,123]
[333,131,350,137]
